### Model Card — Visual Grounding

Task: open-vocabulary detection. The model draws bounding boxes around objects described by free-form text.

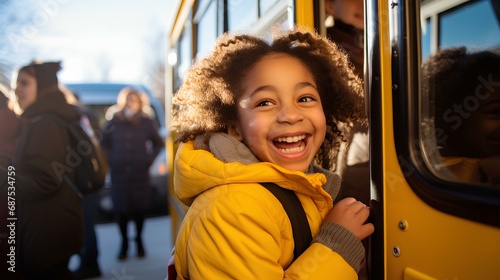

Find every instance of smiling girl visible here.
[170,27,373,279]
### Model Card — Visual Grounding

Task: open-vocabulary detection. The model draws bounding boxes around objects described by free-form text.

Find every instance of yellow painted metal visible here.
[166,135,184,245]
[169,0,195,48]
[166,0,193,244]
[375,0,392,277]
[377,0,500,278]
[403,267,437,280]
[294,0,314,30]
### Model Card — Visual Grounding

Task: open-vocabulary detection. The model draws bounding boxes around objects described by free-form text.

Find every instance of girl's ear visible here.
[227,121,244,141]
[325,0,335,17]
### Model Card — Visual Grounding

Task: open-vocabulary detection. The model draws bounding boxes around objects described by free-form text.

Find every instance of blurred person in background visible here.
[325,1,369,279]
[325,0,369,205]
[0,61,83,279]
[101,87,163,261]
[60,87,103,280]
[0,85,20,167]
[325,0,364,77]
[0,85,20,278]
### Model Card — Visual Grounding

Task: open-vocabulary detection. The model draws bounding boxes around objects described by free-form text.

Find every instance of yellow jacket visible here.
[174,137,364,279]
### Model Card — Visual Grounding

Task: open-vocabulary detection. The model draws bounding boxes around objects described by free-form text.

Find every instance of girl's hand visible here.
[324,197,374,240]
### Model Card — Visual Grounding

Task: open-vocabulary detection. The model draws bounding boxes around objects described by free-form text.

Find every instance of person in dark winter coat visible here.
[0,61,83,279]
[60,88,103,280]
[101,86,163,261]
[324,0,369,204]
[0,87,21,279]
[325,0,364,77]
[325,1,369,279]
[0,87,20,167]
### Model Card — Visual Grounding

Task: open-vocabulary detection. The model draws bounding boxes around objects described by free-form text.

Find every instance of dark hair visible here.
[171,27,364,169]
[422,47,500,142]
[18,61,61,97]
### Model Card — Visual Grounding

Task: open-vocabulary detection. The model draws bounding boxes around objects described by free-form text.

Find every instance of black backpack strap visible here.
[260,182,312,261]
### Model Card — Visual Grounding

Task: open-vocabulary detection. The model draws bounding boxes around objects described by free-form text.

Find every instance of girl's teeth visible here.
[278,142,306,154]
[277,135,306,143]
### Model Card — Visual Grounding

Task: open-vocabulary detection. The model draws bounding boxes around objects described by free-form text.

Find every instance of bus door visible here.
[367,0,500,279]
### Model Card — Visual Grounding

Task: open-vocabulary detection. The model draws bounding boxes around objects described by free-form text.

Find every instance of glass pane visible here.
[439,0,500,51]
[228,0,258,31]
[197,1,218,58]
[420,0,500,187]
[172,23,193,92]
[421,17,431,61]
[259,0,279,15]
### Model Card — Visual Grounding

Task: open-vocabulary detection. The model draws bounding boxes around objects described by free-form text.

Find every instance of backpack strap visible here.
[166,183,312,279]
[259,182,312,262]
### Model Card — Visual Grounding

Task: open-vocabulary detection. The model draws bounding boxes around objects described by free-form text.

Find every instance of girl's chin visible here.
[275,160,311,173]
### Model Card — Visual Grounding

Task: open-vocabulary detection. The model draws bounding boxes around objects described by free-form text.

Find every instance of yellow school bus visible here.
[165,0,500,278]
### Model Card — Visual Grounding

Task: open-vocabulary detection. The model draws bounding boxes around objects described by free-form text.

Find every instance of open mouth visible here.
[273,135,307,154]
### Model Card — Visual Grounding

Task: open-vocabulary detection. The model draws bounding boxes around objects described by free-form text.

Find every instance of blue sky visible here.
[19,0,174,84]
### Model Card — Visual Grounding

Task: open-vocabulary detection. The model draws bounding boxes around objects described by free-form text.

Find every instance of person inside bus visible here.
[422,47,500,185]
[325,0,364,77]
[325,0,370,219]
[169,27,373,279]
[325,0,369,194]
[324,3,371,277]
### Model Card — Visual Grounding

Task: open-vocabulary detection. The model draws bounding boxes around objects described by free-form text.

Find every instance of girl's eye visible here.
[298,96,315,103]
[256,100,273,107]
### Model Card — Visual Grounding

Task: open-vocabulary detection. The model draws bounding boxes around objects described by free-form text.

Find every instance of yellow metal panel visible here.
[403,267,437,280]
[385,165,500,279]
[294,0,314,29]
[169,0,195,48]
[375,0,393,277]
[378,0,500,278]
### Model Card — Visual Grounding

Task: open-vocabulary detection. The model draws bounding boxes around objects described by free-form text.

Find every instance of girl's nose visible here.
[276,104,304,124]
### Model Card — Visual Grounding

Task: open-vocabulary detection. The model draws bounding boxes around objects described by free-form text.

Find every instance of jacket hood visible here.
[21,90,80,122]
[19,61,61,97]
[174,133,340,206]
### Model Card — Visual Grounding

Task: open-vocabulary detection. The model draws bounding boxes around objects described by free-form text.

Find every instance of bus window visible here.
[173,23,192,92]
[439,0,500,50]
[259,0,280,15]
[421,17,431,60]
[195,0,220,59]
[419,0,500,187]
[228,0,258,31]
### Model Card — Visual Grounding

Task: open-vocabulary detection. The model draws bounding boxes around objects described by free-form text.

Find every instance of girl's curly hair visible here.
[170,26,365,169]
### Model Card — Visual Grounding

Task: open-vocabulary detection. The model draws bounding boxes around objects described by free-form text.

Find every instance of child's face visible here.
[229,54,327,172]
[452,86,500,158]
[326,0,364,30]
